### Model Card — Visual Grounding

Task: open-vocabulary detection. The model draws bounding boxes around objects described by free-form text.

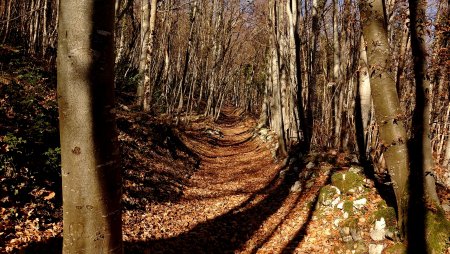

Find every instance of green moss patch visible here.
[426,210,450,254]
[371,206,397,230]
[317,185,340,207]
[343,201,354,215]
[341,217,358,228]
[384,243,407,254]
[331,171,364,194]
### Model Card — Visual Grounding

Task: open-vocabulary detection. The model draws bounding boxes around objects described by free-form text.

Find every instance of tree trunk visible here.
[57,0,122,252]
[142,0,157,112]
[332,0,343,148]
[307,0,325,150]
[395,18,409,97]
[445,116,450,171]
[359,0,410,237]
[137,0,150,107]
[2,0,12,43]
[356,34,371,156]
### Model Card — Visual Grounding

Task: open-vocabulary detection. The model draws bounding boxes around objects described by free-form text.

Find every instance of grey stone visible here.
[306,161,315,169]
[370,218,386,241]
[342,235,353,242]
[349,165,363,174]
[343,212,349,219]
[290,181,302,192]
[353,198,367,209]
[369,244,384,254]
[350,228,362,241]
[342,227,350,235]
[331,197,341,207]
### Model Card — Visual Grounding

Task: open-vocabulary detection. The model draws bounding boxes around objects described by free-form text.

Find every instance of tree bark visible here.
[355,34,372,159]
[137,0,150,107]
[307,0,325,150]
[359,0,410,237]
[57,0,122,252]
[142,0,157,112]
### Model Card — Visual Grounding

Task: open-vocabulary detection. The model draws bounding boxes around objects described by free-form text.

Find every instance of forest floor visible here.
[1,45,450,254]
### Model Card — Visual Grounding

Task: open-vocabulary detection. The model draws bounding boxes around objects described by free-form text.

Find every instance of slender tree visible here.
[142,0,157,111]
[355,34,372,162]
[359,0,410,236]
[57,0,122,253]
[137,0,150,108]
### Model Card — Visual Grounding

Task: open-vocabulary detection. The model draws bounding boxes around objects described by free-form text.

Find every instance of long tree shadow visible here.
[407,139,427,254]
[246,167,329,254]
[117,112,201,209]
[124,155,303,254]
[280,186,321,254]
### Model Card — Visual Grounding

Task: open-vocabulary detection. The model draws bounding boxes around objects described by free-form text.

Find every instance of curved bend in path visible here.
[125,108,327,254]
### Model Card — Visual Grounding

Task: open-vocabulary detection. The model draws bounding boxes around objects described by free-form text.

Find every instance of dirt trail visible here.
[124,107,329,254]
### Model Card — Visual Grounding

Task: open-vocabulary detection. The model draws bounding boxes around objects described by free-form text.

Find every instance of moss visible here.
[317,185,340,207]
[343,201,354,215]
[371,206,397,231]
[341,217,358,228]
[377,199,388,209]
[384,243,407,254]
[331,171,364,194]
[425,210,450,254]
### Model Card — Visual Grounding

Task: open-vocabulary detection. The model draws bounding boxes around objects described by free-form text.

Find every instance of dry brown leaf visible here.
[43,192,55,200]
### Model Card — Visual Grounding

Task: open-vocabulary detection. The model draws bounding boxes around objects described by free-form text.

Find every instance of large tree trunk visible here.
[268,0,287,157]
[307,0,325,150]
[57,0,122,253]
[359,0,410,237]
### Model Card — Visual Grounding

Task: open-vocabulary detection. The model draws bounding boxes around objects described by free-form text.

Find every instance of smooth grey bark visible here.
[359,0,410,236]
[57,0,122,253]
[358,34,371,148]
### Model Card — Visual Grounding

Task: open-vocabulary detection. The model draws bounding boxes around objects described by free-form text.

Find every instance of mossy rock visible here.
[384,243,407,254]
[317,185,340,207]
[331,171,364,194]
[341,217,358,228]
[426,210,450,254]
[371,206,397,231]
[343,201,354,215]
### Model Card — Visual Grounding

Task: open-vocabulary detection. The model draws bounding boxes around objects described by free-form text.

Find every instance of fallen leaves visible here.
[2,105,449,253]
[43,192,55,201]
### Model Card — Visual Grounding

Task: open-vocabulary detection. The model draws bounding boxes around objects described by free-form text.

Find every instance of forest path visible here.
[124,107,330,254]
